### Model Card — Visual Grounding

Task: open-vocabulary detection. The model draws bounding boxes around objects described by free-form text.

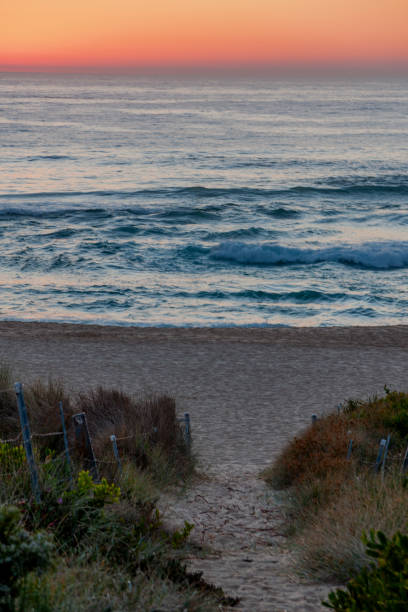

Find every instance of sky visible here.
[1,0,408,71]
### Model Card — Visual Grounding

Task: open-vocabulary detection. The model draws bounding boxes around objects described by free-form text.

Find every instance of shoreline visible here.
[1,319,408,347]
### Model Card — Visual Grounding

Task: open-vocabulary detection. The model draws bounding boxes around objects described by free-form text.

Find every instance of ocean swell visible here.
[2,177,408,203]
[210,241,408,270]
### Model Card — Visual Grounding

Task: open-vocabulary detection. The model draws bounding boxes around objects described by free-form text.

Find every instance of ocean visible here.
[0,73,407,327]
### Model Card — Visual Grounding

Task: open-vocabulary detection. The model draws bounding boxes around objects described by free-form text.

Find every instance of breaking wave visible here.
[210,241,408,270]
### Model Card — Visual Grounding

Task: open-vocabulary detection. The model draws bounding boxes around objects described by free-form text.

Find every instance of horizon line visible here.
[1,59,408,77]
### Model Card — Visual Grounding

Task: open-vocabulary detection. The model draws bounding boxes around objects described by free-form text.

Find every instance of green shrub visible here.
[0,443,26,472]
[29,470,121,549]
[170,520,194,550]
[344,390,408,442]
[0,505,53,611]
[323,529,408,611]
[71,470,121,505]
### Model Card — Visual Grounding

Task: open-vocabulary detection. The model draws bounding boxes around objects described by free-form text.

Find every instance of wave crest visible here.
[210,241,408,270]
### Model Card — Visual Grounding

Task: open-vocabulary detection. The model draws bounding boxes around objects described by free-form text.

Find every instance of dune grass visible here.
[262,389,408,583]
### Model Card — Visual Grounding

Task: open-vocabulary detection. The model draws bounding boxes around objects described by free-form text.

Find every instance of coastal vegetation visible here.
[262,388,408,608]
[0,364,236,611]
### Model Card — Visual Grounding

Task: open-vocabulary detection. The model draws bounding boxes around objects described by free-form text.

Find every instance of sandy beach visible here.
[2,322,408,472]
[2,322,408,610]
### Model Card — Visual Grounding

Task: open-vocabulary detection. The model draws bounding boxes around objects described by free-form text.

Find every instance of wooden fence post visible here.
[184,412,191,448]
[59,401,73,484]
[110,434,122,475]
[14,382,41,502]
[402,445,408,473]
[375,438,387,472]
[73,412,99,482]
[381,434,391,479]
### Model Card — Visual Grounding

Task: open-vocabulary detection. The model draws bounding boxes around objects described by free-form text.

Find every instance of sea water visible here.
[0,73,407,326]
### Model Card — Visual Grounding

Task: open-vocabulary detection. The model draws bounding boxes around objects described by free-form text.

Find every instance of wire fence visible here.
[0,382,192,502]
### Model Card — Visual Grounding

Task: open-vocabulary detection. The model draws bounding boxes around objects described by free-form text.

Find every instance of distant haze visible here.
[1,0,407,72]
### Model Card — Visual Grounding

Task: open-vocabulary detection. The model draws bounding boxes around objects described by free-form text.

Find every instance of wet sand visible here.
[2,322,408,610]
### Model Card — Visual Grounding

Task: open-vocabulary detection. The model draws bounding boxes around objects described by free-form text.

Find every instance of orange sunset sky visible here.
[1,0,408,71]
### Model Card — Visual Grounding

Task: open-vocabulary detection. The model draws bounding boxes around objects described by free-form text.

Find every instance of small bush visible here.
[263,415,351,489]
[75,387,192,480]
[0,505,53,610]
[323,529,408,611]
[21,469,122,550]
[265,390,408,494]
[344,389,408,441]
[0,443,26,472]
[73,469,121,505]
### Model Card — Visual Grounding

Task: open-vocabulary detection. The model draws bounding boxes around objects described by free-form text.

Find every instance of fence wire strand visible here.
[0,432,23,444]
[31,431,64,438]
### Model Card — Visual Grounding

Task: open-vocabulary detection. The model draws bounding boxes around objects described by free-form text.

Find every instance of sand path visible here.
[2,323,408,610]
[161,469,335,611]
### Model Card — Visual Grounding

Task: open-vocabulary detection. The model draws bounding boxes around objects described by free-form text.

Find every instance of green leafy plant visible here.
[170,520,194,549]
[73,470,121,505]
[323,529,408,610]
[23,470,121,549]
[0,505,53,611]
[0,443,26,472]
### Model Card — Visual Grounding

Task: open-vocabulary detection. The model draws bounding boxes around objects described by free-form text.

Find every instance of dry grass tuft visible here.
[0,365,73,453]
[75,387,191,478]
[264,391,408,492]
[263,415,351,489]
[25,379,74,450]
[0,363,22,438]
[293,469,408,582]
[0,367,193,484]
[263,389,408,582]
[77,388,182,451]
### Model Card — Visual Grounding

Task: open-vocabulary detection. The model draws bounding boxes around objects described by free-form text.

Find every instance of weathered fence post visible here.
[402,445,408,473]
[14,382,41,502]
[381,433,391,480]
[184,412,191,448]
[375,438,387,472]
[73,412,99,481]
[346,439,353,460]
[110,434,122,475]
[59,401,73,484]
